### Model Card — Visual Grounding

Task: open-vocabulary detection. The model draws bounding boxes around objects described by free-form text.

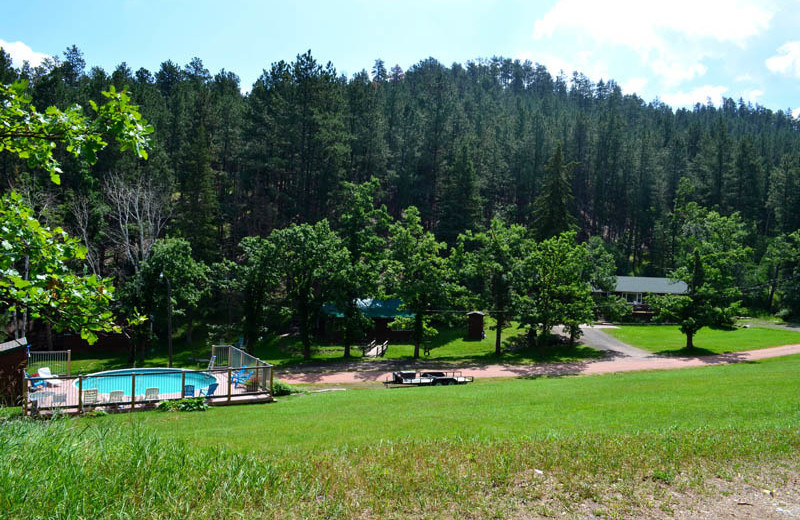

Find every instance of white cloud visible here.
[734,73,753,82]
[793,107,800,119]
[532,0,773,88]
[743,89,764,103]
[621,77,648,96]
[661,85,729,108]
[650,60,707,86]
[0,39,50,68]
[766,41,800,78]
[533,0,773,50]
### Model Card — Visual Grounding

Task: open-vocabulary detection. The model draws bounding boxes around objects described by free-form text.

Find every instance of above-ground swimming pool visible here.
[78,368,217,395]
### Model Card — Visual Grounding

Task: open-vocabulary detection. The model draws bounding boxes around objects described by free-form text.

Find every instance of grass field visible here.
[604,324,800,355]
[60,319,602,375]
[3,354,799,519]
[101,354,800,453]
[253,320,601,367]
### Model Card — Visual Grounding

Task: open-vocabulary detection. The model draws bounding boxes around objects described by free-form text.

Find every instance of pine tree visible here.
[438,144,482,244]
[533,142,577,240]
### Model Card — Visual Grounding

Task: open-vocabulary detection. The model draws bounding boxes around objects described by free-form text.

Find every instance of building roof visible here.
[614,276,687,295]
[0,337,27,354]
[322,298,415,319]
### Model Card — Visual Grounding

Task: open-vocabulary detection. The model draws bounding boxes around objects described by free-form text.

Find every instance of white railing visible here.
[212,344,269,370]
[27,349,71,377]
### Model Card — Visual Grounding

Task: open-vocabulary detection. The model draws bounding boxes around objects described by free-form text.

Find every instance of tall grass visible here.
[1,417,798,519]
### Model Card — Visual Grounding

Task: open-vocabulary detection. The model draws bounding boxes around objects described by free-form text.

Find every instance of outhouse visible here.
[466,311,485,340]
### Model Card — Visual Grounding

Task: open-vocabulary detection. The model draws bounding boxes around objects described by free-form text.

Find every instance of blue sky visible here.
[2,0,799,115]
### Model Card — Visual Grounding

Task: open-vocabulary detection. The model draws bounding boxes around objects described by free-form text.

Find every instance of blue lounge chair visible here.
[26,371,46,391]
[183,384,195,397]
[232,369,253,388]
[199,382,218,397]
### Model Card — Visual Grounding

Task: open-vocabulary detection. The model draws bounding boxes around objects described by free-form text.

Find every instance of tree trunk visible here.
[527,327,537,349]
[494,311,503,356]
[186,311,194,344]
[45,322,53,351]
[413,312,423,359]
[686,331,694,349]
[300,300,311,360]
[767,263,780,312]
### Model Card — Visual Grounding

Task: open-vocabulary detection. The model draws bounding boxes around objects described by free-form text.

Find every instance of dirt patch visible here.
[276,344,800,385]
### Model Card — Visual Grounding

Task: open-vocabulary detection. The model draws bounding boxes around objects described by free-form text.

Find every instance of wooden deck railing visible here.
[22,365,273,416]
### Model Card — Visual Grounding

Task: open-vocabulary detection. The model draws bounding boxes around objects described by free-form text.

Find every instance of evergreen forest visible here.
[3,45,800,356]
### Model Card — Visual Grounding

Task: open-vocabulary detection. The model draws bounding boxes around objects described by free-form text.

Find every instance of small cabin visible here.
[594,276,688,314]
[321,298,415,341]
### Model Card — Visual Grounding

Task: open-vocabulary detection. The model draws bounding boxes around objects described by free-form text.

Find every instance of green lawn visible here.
[253,319,602,367]
[101,354,800,454]
[51,321,600,378]
[61,318,600,374]
[604,324,800,355]
[6,355,800,519]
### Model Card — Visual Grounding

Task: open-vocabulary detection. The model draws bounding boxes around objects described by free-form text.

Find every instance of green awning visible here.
[322,298,414,319]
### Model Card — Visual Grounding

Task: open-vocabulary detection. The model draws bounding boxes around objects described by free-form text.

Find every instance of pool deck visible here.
[25,369,274,416]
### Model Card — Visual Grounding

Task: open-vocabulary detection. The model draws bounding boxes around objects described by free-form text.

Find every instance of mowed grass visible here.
[5,356,800,519]
[58,320,600,376]
[252,319,601,367]
[104,354,800,453]
[605,324,800,355]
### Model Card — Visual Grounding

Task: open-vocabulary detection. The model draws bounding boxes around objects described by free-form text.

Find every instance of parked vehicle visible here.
[384,370,473,386]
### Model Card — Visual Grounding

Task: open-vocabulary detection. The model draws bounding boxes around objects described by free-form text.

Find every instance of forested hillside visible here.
[3,45,800,342]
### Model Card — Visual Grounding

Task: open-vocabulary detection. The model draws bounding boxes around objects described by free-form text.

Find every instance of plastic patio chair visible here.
[183,385,195,397]
[37,367,55,379]
[143,387,159,404]
[108,390,125,408]
[82,389,99,409]
[37,367,62,386]
[199,382,218,398]
[25,371,46,391]
[232,369,254,388]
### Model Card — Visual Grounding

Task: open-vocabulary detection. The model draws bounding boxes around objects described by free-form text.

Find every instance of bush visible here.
[157,397,209,412]
[83,410,109,418]
[272,379,299,397]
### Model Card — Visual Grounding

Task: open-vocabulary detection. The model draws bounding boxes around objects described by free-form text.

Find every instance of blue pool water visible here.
[78,368,216,395]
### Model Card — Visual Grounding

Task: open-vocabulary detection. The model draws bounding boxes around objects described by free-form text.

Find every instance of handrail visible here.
[22,365,275,416]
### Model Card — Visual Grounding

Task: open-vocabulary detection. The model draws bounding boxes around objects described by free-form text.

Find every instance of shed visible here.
[0,337,27,406]
[466,311,485,340]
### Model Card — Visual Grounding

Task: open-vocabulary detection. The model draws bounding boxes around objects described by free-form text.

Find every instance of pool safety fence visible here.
[27,349,71,377]
[22,365,273,416]
[211,344,267,371]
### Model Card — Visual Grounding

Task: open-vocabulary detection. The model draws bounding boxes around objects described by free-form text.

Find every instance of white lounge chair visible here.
[143,387,159,405]
[108,390,125,409]
[37,367,61,386]
[37,367,54,377]
[51,393,67,407]
[82,389,99,409]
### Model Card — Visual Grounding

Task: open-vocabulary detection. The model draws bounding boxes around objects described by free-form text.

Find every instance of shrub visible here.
[272,379,299,397]
[157,397,209,412]
[83,410,109,418]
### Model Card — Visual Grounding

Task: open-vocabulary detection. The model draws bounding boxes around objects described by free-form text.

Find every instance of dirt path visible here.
[276,328,800,384]
[579,326,652,358]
